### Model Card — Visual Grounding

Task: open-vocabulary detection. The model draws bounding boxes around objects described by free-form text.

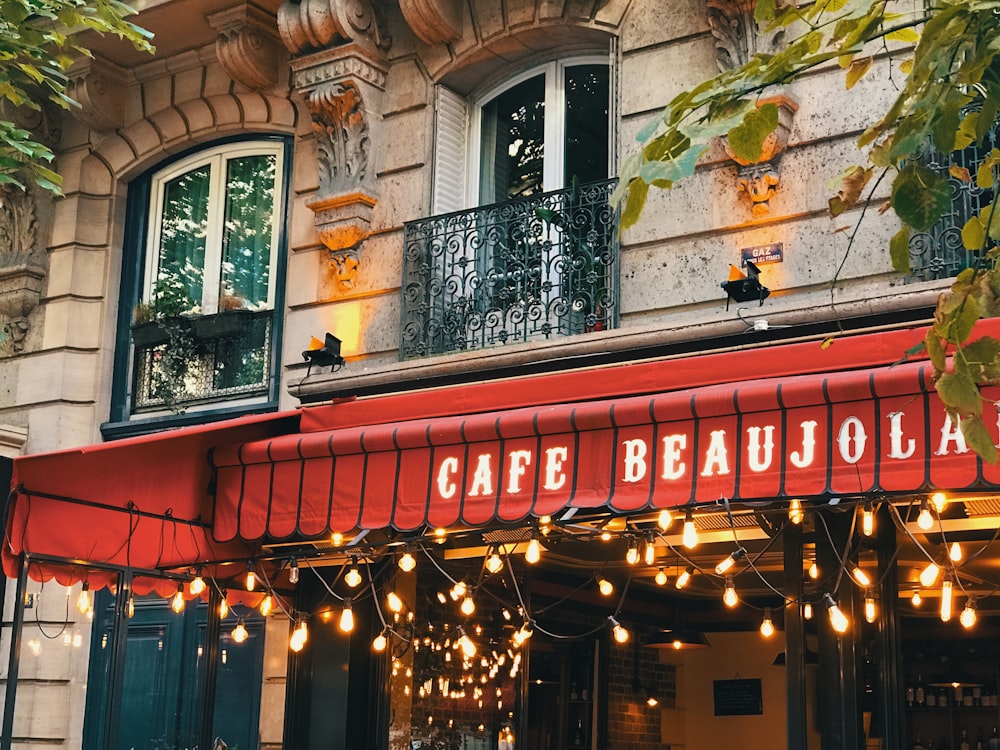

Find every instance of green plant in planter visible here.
[132,275,199,412]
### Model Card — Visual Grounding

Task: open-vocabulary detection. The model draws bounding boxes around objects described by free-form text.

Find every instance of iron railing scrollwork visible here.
[401,178,619,359]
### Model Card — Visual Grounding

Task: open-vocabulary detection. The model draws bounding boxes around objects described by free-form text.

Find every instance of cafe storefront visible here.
[5,320,1000,750]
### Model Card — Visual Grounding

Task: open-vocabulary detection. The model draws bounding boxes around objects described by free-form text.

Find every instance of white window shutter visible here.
[431,85,469,215]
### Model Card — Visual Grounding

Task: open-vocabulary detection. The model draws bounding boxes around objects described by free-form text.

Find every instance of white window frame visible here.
[467,55,610,207]
[141,141,285,315]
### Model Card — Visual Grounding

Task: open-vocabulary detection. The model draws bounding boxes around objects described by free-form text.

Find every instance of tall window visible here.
[110,138,289,428]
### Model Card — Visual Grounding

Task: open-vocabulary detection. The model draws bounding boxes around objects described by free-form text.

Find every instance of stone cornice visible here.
[208,2,288,92]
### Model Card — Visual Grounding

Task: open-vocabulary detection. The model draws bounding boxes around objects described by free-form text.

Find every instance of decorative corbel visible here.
[398,0,463,46]
[65,57,129,133]
[0,185,45,354]
[279,0,389,292]
[708,0,796,217]
[208,2,288,92]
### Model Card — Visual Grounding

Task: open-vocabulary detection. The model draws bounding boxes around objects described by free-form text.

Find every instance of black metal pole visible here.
[784,519,808,749]
[1,554,27,750]
[103,570,132,749]
[198,586,222,748]
[877,504,904,750]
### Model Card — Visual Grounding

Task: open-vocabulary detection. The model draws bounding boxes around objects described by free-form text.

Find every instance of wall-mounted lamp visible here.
[645,629,711,650]
[721,262,770,309]
[302,333,345,376]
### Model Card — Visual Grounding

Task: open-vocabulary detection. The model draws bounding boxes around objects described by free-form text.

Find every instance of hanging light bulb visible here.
[171,584,186,614]
[949,542,963,562]
[625,539,640,566]
[931,492,948,514]
[289,559,299,585]
[911,590,923,607]
[373,630,388,652]
[808,562,819,579]
[387,591,404,613]
[344,558,363,588]
[864,592,877,624]
[917,499,934,531]
[940,576,954,622]
[715,548,747,575]
[675,567,693,590]
[289,620,308,652]
[862,501,874,537]
[219,592,229,619]
[189,569,206,596]
[340,600,355,633]
[824,594,849,634]
[245,561,256,592]
[850,566,872,588]
[644,535,656,566]
[524,536,541,564]
[960,598,977,629]
[597,576,614,596]
[460,596,476,616]
[600,530,613,541]
[682,509,698,549]
[450,580,467,600]
[459,631,477,658]
[76,583,92,616]
[723,576,739,608]
[919,562,941,588]
[232,619,249,644]
[788,498,804,525]
[398,548,417,572]
[610,617,629,644]
[655,567,668,586]
[657,509,673,530]
[259,593,274,617]
[759,607,775,638]
[485,549,504,574]
[803,601,813,620]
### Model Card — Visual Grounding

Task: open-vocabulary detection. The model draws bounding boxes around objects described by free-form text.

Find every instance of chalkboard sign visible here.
[713,678,763,716]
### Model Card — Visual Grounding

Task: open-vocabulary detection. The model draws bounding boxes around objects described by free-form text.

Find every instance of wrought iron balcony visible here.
[401,178,619,359]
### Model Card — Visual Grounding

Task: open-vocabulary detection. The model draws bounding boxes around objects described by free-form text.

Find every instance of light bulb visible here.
[459,633,477,658]
[189,571,206,596]
[675,567,692,590]
[77,583,92,615]
[931,492,948,514]
[171,585,185,614]
[808,562,819,579]
[398,549,417,572]
[331,531,343,546]
[245,562,256,592]
[259,594,274,617]
[373,631,388,652]
[387,591,403,613]
[862,502,874,537]
[600,530,612,541]
[460,596,476,616]
[232,619,248,643]
[657,509,673,530]
[613,622,629,644]
[289,621,308,652]
[912,590,923,607]
[723,576,738,608]
[917,500,934,531]
[597,577,614,596]
[340,601,355,633]
[644,536,656,566]
[960,599,977,629]
[682,511,698,549]
[485,551,504,574]
[345,564,362,588]
[803,602,813,620]
[450,580,467,600]
[625,540,640,566]
[949,542,963,562]
[289,559,299,585]
[715,548,746,575]
[919,562,941,588]
[760,608,775,638]
[940,577,953,622]
[788,498,803,525]
[646,695,660,708]
[851,566,872,588]
[824,594,849,634]
[127,594,135,619]
[865,594,877,624]
[655,568,668,586]
[219,594,229,619]
[525,537,541,564]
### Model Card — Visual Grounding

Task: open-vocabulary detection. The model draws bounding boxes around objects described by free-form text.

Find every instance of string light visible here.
[387,591,404,613]
[862,501,874,537]
[655,568,668,586]
[331,531,344,547]
[525,536,542,564]
[625,539,640,566]
[760,607,775,638]
[450,580,467,600]
[723,576,739,608]
[76,583,92,616]
[824,594,849,634]
[373,629,388,652]
[919,562,941,588]
[940,576,954,622]
[675,567,693,590]
[949,542,963,562]
[864,592,877,624]
[610,617,629,644]
[189,569,206,596]
[485,549,504,574]
[682,509,698,549]
[458,631,477,658]
[126,593,135,619]
[340,600,355,633]
[657,509,673,530]
[644,534,656,566]
[911,590,923,607]
[850,565,872,588]
[232,619,248,644]
[597,577,614,596]
[788,498,803,525]
[398,548,417,572]
[289,559,299,585]
[715,548,747,575]
[808,562,819,579]
[259,594,274,617]
[931,492,948,514]
[219,592,229,619]
[345,559,363,588]
[171,584,185,614]
[960,598,977,629]
[246,560,257,592]
[803,601,813,620]
[460,596,476,616]
[290,620,308,652]
[917,499,934,531]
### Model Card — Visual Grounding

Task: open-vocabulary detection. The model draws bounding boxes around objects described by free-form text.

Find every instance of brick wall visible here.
[606,622,677,750]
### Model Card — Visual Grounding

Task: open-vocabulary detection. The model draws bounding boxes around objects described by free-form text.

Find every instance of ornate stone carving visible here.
[0,186,45,354]
[65,57,129,133]
[736,163,780,218]
[707,0,786,72]
[398,0,463,46]
[209,3,288,92]
[277,0,390,56]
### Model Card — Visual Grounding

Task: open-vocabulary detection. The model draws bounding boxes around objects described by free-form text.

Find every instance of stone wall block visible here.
[371,169,426,232]
[235,91,272,126]
[49,195,111,248]
[40,300,104,352]
[46,246,107,299]
[379,110,427,173]
[538,0,565,21]
[177,98,217,137]
[25,403,96,453]
[173,64,206,105]
[141,73,174,118]
[289,192,321,250]
[16,349,99,405]
[285,246,326,307]
[505,0,534,28]
[291,134,320,193]
[268,95,299,129]
[148,107,190,146]
[119,119,163,166]
[205,93,244,129]
[57,150,112,197]
[620,39,717,117]
[620,0,706,51]
[594,0,634,29]
[383,59,429,116]
[203,56,235,98]
[93,134,139,181]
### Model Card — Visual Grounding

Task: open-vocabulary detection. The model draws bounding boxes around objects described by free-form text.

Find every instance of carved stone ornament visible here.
[208,3,288,92]
[707,0,787,72]
[65,57,129,133]
[0,186,45,354]
[723,94,798,216]
[398,0,463,46]
[277,0,391,56]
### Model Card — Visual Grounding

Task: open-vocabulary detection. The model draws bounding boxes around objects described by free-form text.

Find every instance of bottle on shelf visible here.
[572,719,584,747]
[927,689,937,708]
[907,681,916,708]
[916,675,926,706]
[570,682,579,701]
[939,688,949,708]
[977,729,985,750]
[962,729,971,750]
[990,727,1000,750]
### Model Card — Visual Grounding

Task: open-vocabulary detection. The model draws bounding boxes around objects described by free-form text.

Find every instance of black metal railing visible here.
[131,311,272,412]
[400,178,619,359]
[908,114,999,281]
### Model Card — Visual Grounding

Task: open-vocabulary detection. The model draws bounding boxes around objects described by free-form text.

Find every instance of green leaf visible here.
[726,103,779,164]
[890,226,911,274]
[936,372,983,417]
[754,0,775,23]
[955,112,980,151]
[891,164,953,233]
[962,415,998,463]
[926,331,947,371]
[962,216,986,252]
[845,57,872,89]
[886,27,920,44]
[620,179,649,231]
[2,1,29,24]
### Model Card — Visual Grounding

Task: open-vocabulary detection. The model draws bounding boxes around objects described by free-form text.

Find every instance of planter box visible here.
[190,310,254,340]
[131,317,190,347]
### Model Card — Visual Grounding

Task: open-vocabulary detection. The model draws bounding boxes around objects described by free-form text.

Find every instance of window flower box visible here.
[189,310,254,340]
[131,317,190,347]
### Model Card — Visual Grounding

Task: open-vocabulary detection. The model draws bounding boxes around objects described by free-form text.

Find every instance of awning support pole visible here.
[102,570,132,749]
[198,586,222,748]
[1,554,27,750]
[783,520,807,748]
[877,504,903,750]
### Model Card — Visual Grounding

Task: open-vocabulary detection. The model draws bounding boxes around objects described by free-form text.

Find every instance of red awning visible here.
[211,340,1000,544]
[5,411,300,586]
